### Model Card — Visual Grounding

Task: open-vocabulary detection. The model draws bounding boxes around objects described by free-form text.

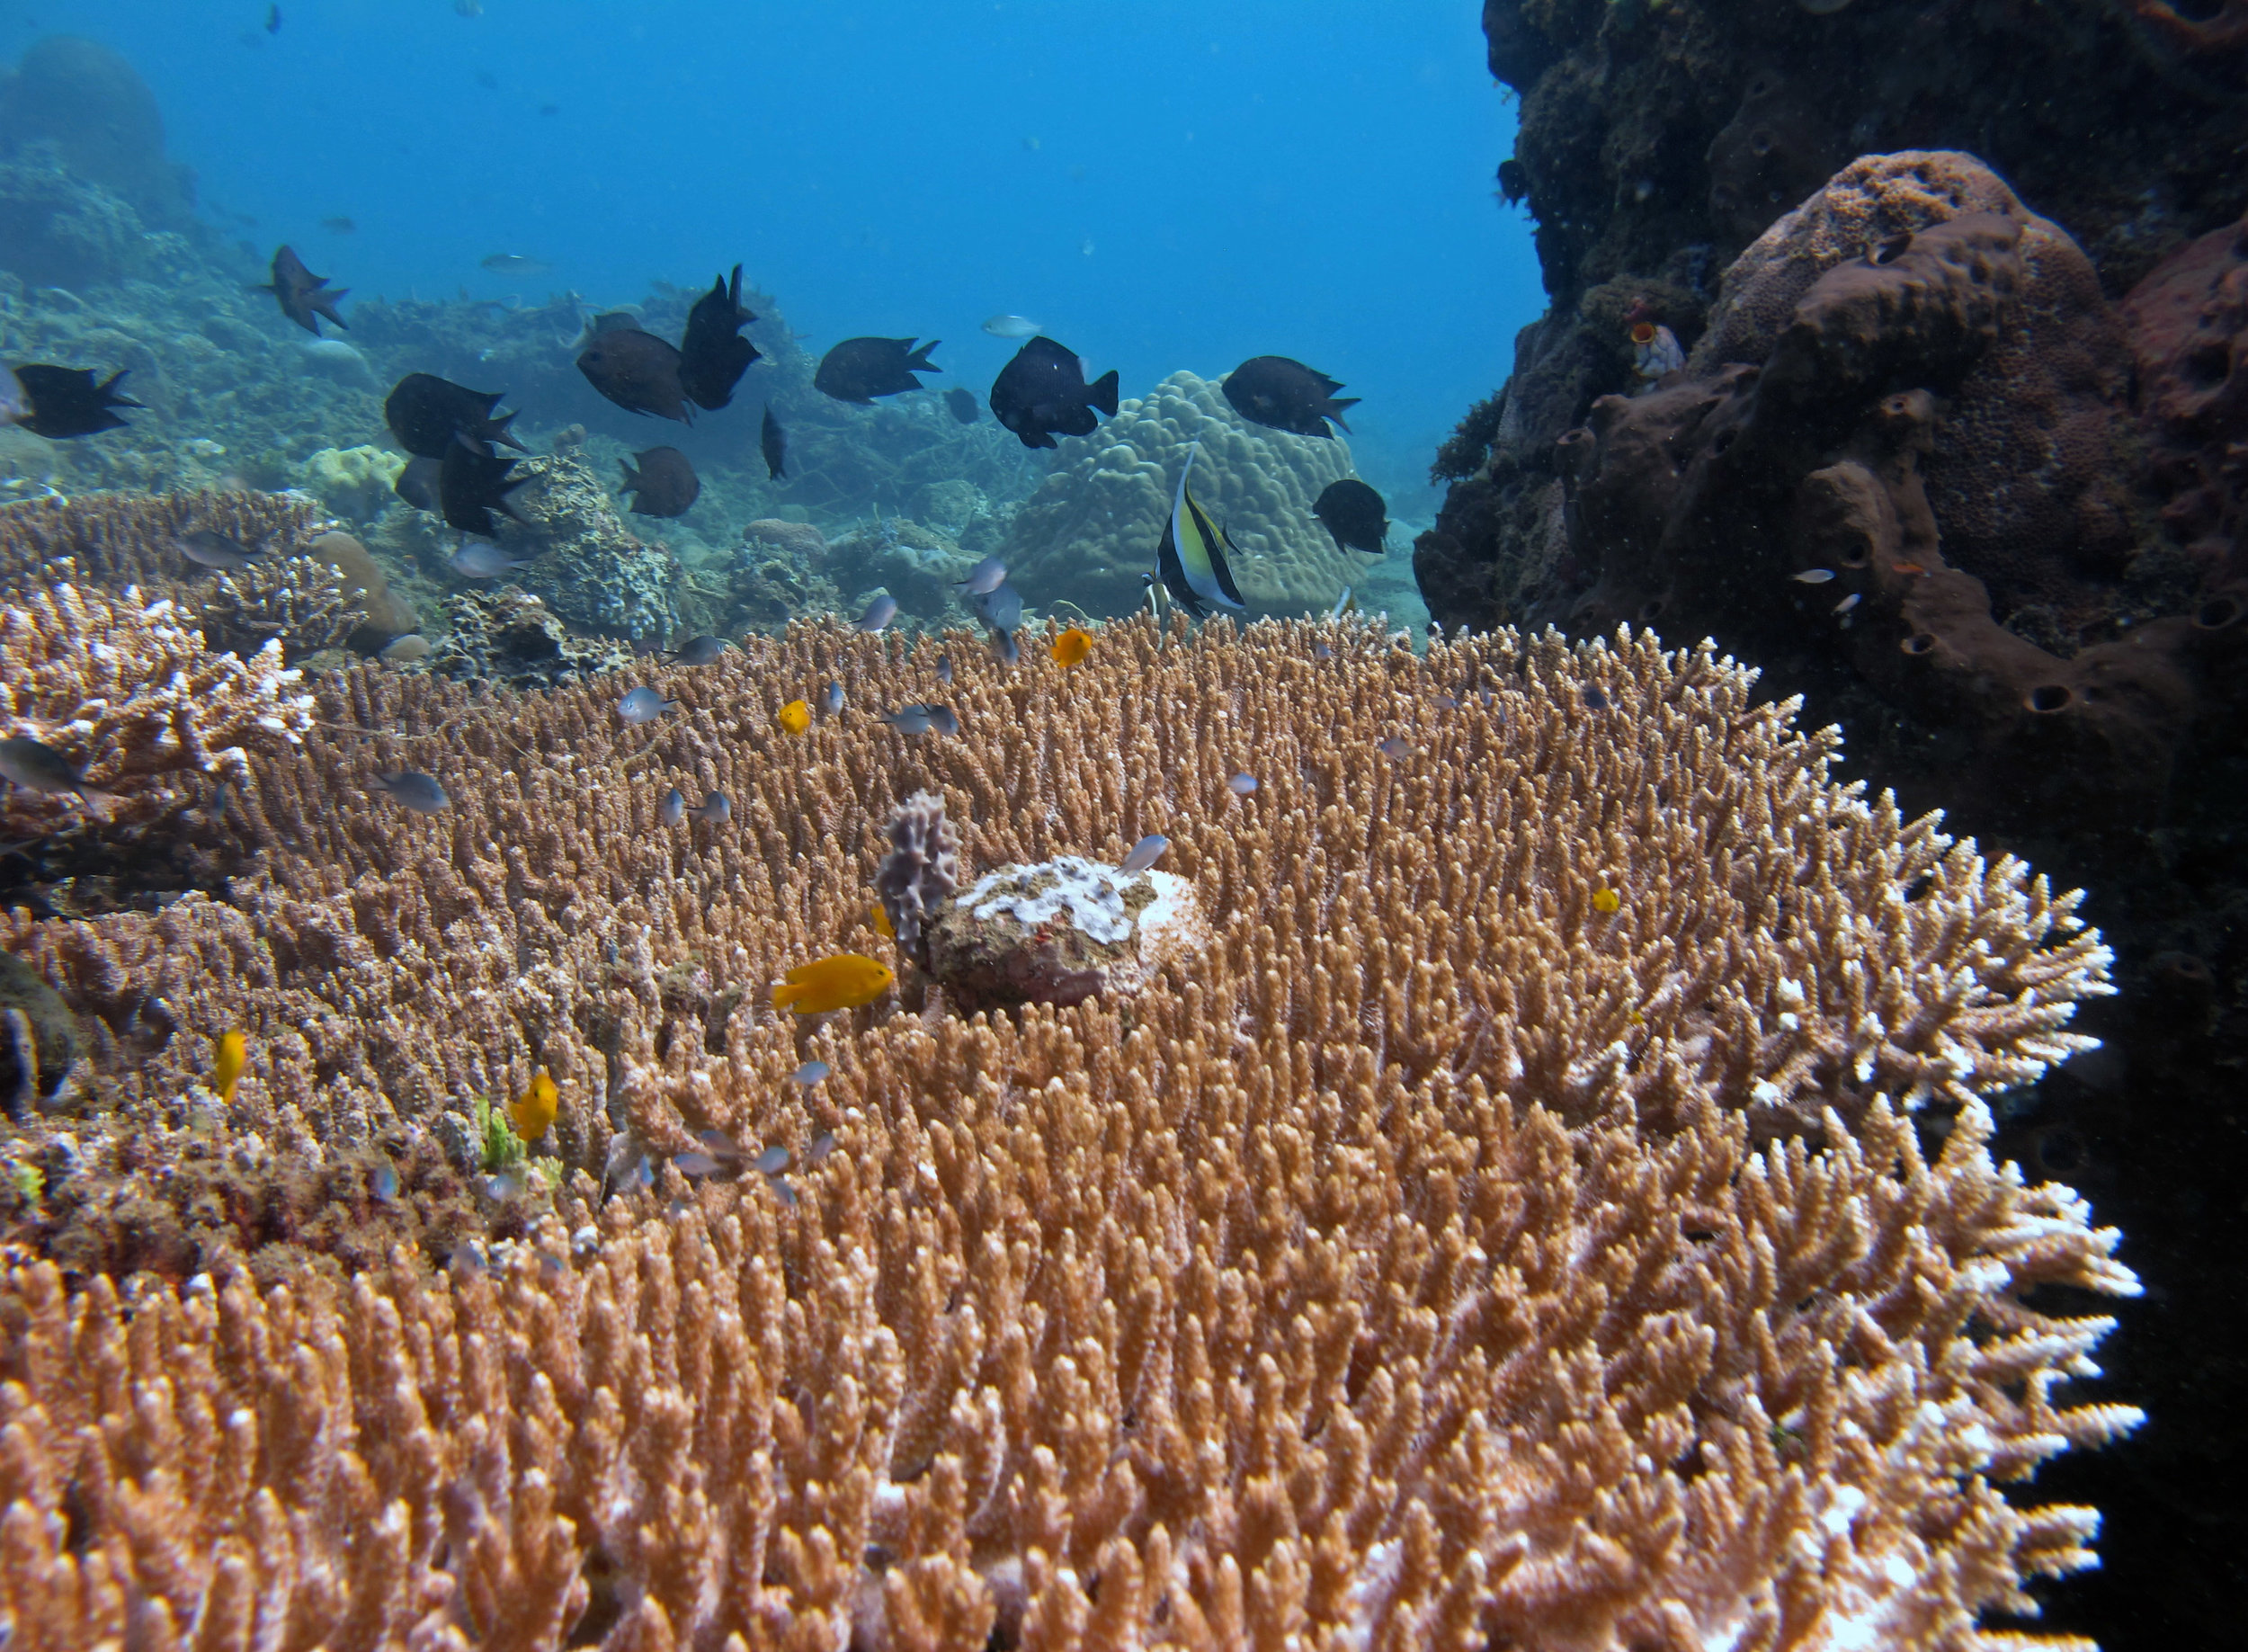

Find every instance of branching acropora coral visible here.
[0,617,2136,1648]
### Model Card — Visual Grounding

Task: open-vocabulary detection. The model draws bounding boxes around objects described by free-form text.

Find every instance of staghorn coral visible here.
[1000,370,1359,617]
[198,553,368,662]
[0,576,313,839]
[0,489,325,603]
[0,620,2136,1647]
[429,585,636,687]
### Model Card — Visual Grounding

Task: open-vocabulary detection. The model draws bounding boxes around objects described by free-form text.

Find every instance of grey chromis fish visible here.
[0,736,109,809]
[990,628,1020,666]
[668,634,729,665]
[885,704,935,736]
[480,252,552,275]
[674,1150,722,1177]
[973,582,1023,633]
[1791,568,1836,585]
[368,770,449,812]
[935,655,953,684]
[618,686,676,724]
[688,790,730,824]
[982,315,1042,338]
[823,681,844,716]
[448,543,535,579]
[1227,772,1258,795]
[1119,834,1169,874]
[857,594,899,633]
[807,1131,836,1164]
[793,1059,830,1086]
[179,529,262,570]
[954,555,1007,595]
[371,1163,398,1202]
[660,787,687,826]
[924,705,959,737]
[754,1144,791,1175]
[1377,738,1411,759]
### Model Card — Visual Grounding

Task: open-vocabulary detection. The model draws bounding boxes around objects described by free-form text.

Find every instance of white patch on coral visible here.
[967,855,1188,948]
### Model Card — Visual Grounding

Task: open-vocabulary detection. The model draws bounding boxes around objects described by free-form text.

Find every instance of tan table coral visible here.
[1000,370,1361,618]
[0,619,2136,1649]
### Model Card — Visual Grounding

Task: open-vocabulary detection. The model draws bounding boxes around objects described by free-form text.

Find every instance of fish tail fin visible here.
[1088,370,1119,418]
[100,370,142,409]
[620,459,638,489]
[491,410,527,452]
[75,786,116,822]
[1327,397,1360,433]
[908,340,941,372]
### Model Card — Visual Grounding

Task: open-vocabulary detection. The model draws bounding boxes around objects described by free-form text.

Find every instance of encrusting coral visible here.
[1000,370,1360,617]
[0,614,2136,1647]
[197,553,368,662]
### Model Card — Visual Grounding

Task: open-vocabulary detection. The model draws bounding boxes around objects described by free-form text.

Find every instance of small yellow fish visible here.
[870,901,895,939]
[773,952,897,1014]
[213,1031,246,1104]
[1592,888,1622,915]
[508,1068,558,1142]
[777,699,812,735]
[1049,626,1093,668]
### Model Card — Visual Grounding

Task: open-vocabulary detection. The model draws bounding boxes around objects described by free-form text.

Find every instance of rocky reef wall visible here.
[1442,6,2248,1643]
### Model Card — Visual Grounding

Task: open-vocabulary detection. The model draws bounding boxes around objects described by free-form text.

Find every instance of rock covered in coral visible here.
[1000,369,1356,616]
[874,789,958,969]
[926,855,1206,1011]
[825,514,975,623]
[491,452,681,640]
[298,443,403,523]
[429,585,634,687]
[198,554,366,663]
[0,36,195,225]
[0,488,326,600]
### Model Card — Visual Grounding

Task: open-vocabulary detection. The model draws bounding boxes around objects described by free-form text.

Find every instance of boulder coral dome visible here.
[1001,370,1358,617]
[0,607,2135,1647]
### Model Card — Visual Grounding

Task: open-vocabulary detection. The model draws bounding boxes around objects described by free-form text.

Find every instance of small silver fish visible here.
[1377,738,1410,759]
[857,594,899,633]
[1833,593,1861,615]
[675,1150,722,1177]
[815,682,841,719]
[754,1144,790,1175]
[371,1163,398,1202]
[481,252,552,274]
[807,1131,836,1164]
[450,543,534,578]
[991,629,1020,666]
[1791,568,1836,585]
[450,1240,487,1275]
[885,705,935,736]
[688,790,730,824]
[954,556,1007,595]
[179,529,261,570]
[669,634,729,665]
[764,1170,798,1206]
[925,705,959,737]
[1119,834,1169,874]
[935,655,953,684]
[660,787,686,826]
[974,583,1023,633]
[1432,694,1460,710]
[982,315,1042,338]
[793,1060,830,1086]
[618,686,675,724]
[368,769,449,812]
[0,736,108,810]
[1227,772,1258,795]
[380,634,432,663]
[1315,643,1334,661]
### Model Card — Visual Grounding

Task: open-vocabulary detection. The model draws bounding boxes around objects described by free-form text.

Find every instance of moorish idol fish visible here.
[1154,442,1247,619]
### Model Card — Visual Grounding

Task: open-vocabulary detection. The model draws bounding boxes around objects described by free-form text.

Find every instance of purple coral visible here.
[875,790,958,969]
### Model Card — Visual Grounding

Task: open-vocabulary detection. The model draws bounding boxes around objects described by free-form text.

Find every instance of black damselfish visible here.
[385,372,526,460]
[2,364,140,439]
[439,444,530,537]
[578,328,692,422]
[1312,478,1390,556]
[988,336,1118,451]
[1222,355,1358,438]
[813,337,940,404]
[761,406,787,480]
[680,263,759,412]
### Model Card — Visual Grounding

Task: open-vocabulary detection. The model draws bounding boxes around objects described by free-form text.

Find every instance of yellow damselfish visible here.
[870,901,895,938]
[1049,626,1093,668]
[772,952,896,1014]
[213,1031,246,1104]
[1592,888,1622,915]
[509,1068,558,1142]
[777,699,812,735]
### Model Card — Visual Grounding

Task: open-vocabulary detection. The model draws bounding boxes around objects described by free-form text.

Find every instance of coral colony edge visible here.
[13,3,2241,1648]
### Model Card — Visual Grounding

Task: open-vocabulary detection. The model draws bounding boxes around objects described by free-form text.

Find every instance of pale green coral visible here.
[999,369,1360,617]
[299,444,406,524]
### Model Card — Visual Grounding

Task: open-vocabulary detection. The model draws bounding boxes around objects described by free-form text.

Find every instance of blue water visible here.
[2,0,1541,503]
